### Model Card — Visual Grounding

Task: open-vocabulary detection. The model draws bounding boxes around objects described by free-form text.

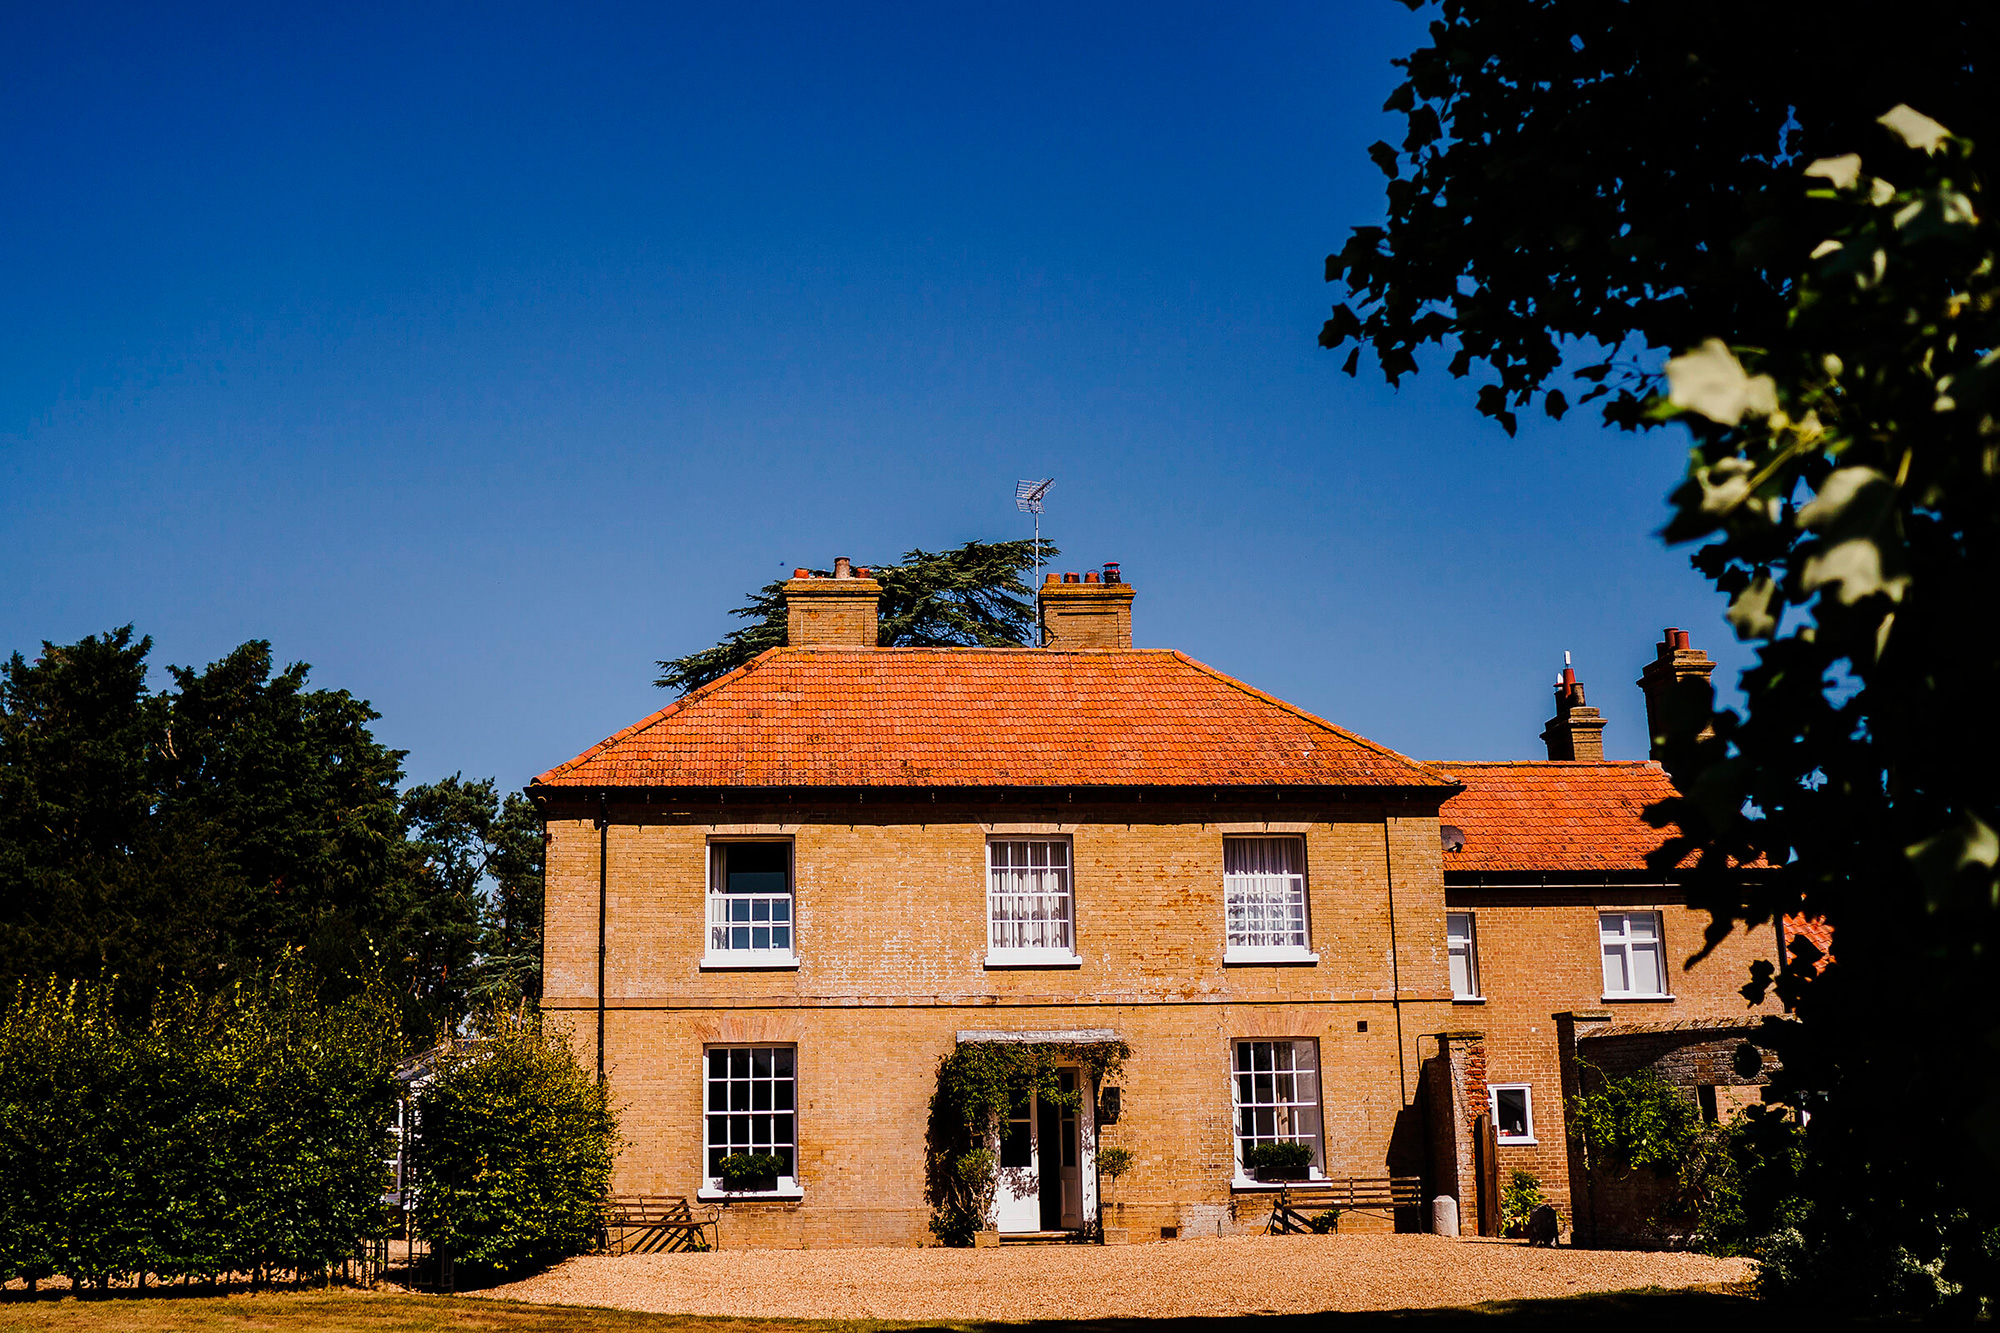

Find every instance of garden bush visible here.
[0,966,398,1288]
[409,1010,618,1274]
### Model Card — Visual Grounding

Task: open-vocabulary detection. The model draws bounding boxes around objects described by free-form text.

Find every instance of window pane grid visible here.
[709,843,794,955]
[705,1045,796,1181]
[1599,911,1666,995]
[1232,1039,1323,1171]
[1225,839,1307,949]
[988,839,1073,952]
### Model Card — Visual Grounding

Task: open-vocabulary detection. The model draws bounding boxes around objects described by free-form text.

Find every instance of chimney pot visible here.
[1064,572,1079,583]
[1543,659,1606,760]
[783,561,881,647]
[1640,627,1716,757]
[1045,572,1060,585]
[1038,563,1136,650]
[1103,562,1121,584]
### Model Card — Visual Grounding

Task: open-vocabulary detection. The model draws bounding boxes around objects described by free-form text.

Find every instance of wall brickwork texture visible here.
[543,795,1459,1246]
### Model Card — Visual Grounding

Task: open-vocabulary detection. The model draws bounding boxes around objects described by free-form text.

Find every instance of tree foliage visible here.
[654,539,1055,695]
[0,965,398,1288]
[1331,9,2000,1309]
[1323,1,1996,434]
[409,1011,617,1274]
[0,629,545,1039]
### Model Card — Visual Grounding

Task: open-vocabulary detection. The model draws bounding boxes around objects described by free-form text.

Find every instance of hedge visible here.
[0,968,398,1288]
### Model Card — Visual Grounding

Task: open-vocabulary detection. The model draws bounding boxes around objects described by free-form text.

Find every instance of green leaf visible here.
[1665,340,1778,424]
[1877,104,1952,154]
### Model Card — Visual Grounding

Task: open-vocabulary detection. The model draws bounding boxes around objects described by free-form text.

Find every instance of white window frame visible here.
[1490,1083,1535,1145]
[698,1044,803,1200]
[1599,909,1671,999]
[1447,911,1482,1000]
[703,840,800,969]
[1222,836,1318,964]
[985,837,1080,966]
[1230,1038,1326,1185]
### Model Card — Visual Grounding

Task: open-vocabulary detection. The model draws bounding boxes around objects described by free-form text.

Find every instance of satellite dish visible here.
[1440,825,1466,854]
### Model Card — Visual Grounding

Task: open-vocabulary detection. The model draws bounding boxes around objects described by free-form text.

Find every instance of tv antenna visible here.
[1016,478,1054,584]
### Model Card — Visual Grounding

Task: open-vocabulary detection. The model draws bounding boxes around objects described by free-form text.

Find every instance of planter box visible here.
[722,1173,779,1193]
[1254,1166,1312,1183]
[972,1230,1001,1249]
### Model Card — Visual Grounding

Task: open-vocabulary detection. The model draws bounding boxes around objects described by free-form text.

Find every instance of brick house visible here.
[531,564,1778,1246]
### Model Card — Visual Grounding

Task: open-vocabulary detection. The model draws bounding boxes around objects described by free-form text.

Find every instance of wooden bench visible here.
[603,1195,717,1254]
[1265,1177,1423,1234]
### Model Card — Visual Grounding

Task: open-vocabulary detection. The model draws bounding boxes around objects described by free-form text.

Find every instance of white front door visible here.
[993,1088,1040,1232]
[991,1070,1097,1233]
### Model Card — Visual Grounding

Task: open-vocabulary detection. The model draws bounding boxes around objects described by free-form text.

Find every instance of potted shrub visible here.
[1244,1141,1315,1183]
[717,1152,786,1193]
[1096,1146,1135,1202]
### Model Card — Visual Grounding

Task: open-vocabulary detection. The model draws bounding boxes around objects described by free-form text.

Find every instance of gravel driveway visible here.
[476,1234,1753,1320]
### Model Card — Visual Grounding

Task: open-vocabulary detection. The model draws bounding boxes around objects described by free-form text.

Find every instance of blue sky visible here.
[0,3,1750,792]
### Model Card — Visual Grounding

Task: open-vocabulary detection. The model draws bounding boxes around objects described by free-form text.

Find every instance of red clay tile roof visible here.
[535,647,1456,791]
[1434,760,1694,873]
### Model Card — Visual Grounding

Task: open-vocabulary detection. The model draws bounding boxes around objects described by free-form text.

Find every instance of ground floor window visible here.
[705,1045,796,1188]
[1232,1038,1324,1175]
[1489,1083,1534,1144]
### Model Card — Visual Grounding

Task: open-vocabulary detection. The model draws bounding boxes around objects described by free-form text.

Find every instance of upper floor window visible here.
[987,838,1077,964]
[1224,837,1314,962]
[1600,910,1667,998]
[1447,912,1481,999]
[707,841,796,965]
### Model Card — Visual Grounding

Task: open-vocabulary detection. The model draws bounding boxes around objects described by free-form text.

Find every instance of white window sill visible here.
[698,1181,803,1201]
[1224,947,1320,966]
[1601,993,1674,1002]
[701,954,801,971]
[1496,1138,1538,1147]
[1452,995,1486,1003]
[984,950,1082,969]
[1230,1175,1330,1193]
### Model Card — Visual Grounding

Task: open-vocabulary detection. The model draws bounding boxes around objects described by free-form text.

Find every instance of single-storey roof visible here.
[534,647,1456,792]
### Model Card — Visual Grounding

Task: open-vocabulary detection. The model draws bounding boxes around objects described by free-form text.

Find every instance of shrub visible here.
[410,1011,618,1274]
[1096,1146,1135,1182]
[1243,1141,1315,1172]
[717,1152,787,1189]
[0,967,397,1288]
[1501,1169,1547,1238]
[1307,1208,1342,1234]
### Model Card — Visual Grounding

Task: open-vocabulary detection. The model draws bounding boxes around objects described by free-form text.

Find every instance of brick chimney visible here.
[1637,627,1716,757]
[1038,564,1135,650]
[1541,658,1607,761]
[783,557,881,647]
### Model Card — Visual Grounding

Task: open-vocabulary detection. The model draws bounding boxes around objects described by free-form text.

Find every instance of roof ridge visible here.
[1433,759,1665,771]
[1167,651,1459,788]
[534,648,783,785]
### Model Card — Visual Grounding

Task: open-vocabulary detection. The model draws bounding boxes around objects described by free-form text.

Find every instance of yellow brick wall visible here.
[1437,886,1780,1222]
[542,795,1457,1246]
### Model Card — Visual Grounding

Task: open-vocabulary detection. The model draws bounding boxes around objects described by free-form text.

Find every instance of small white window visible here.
[1490,1084,1534,1144]
[1447,912,1481,999]
[706,842,797,966]
[704,1045,797,1194]
[1600,910,1668,997]
[987,839,1077,964]
[1232,1039,1324,1178]
[1224,837,1315,962]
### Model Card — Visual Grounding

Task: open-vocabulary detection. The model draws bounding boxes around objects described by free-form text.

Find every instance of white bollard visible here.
[1431,1194,1460,1237]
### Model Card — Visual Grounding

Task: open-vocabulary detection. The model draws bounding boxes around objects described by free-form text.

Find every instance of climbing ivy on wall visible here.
[923,1039,1129,1246]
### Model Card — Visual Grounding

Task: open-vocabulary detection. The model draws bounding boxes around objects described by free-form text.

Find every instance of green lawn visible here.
[0,1289,1786,1333]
